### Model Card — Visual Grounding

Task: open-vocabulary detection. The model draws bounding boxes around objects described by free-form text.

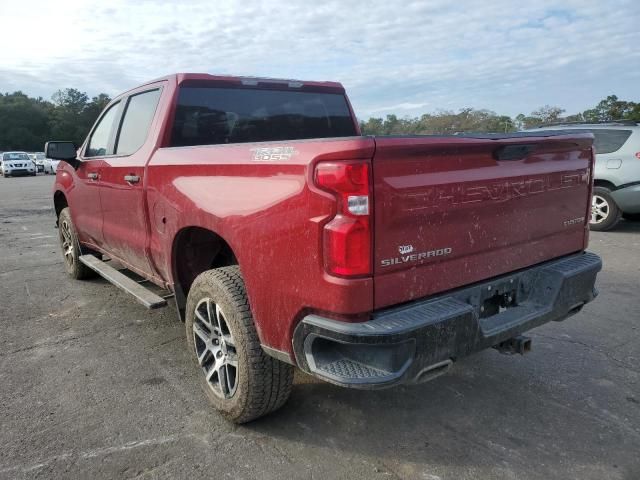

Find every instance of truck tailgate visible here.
[372,133,594,309]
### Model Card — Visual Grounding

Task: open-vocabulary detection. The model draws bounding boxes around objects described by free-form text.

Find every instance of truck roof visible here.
[126,73,346,96]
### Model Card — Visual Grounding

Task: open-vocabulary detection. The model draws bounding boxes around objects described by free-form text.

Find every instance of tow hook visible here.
[493,335,532,355]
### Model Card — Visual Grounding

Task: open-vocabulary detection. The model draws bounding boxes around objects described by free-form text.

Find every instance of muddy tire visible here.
[58,207,96,280]
[185,266,294,423]
[590,187,621,232]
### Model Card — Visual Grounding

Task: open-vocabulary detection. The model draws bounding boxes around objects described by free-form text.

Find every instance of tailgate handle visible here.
[124,174,140,184]
[494,144,536,161]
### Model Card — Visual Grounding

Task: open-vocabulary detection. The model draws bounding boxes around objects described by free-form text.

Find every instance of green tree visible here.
[49,88,91,145]
[83,94,111,127]
[583,95,638,122]
[0,88,111,151]
[531,105,565,123]
[0,92,53,151]
[563,112,585,123]
[361,108,517,135]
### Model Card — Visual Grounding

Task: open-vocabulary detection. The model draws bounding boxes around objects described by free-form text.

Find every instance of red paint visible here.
[372,135,594,308]
[53,73,595,356]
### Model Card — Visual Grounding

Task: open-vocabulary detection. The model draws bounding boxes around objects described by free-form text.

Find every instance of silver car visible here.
[536,121,640,231]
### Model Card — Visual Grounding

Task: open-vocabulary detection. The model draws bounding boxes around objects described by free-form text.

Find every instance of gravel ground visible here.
[0,174,638,480]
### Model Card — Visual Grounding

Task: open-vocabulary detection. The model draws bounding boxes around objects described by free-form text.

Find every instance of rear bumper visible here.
[293,251,601,389]
[611,183,640,214]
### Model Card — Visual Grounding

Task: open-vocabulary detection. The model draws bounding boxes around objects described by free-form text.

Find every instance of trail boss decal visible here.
[381,246,453,267]
[251,146,298,162]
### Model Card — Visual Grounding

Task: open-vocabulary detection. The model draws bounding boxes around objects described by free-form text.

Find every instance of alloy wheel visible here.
[60,219,75,268]
[591,195,610,225]
[192,298,239,399]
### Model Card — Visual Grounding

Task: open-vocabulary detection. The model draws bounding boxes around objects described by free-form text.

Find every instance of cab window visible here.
[115,89,161,155]
[86,102,120,157]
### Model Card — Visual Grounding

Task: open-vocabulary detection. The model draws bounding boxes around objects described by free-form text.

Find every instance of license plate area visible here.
[478,282,518,319]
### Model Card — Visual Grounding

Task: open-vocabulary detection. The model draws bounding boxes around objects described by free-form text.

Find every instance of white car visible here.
[1,151,36,177]
[43,157,61,174]
[32,152,48,173]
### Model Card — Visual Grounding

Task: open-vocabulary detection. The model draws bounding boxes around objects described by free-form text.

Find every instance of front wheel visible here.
[590,187,621,231]
[185,266,294,423]
[57,207,96,279]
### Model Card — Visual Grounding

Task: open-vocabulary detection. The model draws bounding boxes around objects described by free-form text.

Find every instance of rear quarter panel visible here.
[146,137,375,353]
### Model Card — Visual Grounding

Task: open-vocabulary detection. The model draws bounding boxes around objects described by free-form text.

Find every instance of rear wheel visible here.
[590,187,621,231]
[58,207,96,279]
[185,266,294,423]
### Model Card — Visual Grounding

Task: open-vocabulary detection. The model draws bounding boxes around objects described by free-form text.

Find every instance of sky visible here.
[0,0,639,119]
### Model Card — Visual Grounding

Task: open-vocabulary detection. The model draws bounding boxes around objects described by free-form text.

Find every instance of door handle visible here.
[87,172,98,180]
[124,174,140,184]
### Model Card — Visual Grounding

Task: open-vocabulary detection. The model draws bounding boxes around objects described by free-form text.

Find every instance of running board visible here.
[79,254,168,309]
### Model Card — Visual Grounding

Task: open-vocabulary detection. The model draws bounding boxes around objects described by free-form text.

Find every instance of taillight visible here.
[315,162,371,276]
[635,152,640,160]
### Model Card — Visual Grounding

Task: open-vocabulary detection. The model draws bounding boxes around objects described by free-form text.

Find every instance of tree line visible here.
[0,89,111,152]
[1,88,639,151]
[359,95,640,135]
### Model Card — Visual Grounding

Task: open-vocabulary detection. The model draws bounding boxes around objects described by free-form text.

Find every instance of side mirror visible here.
[45,141,80,168]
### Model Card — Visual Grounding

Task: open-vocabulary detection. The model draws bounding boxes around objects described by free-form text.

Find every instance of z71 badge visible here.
[251,146,298,162]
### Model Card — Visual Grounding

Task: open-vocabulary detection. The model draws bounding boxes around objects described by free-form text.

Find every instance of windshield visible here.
[3,153,30,161]
[35,153,46,160]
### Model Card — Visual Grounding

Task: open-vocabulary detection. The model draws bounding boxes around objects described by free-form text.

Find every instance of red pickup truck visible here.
[46,73,601,423]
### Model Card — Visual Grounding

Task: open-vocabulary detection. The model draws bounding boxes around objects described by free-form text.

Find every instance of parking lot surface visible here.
[0,175,638,480]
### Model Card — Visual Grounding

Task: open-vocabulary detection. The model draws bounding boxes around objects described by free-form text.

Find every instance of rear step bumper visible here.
[293,251,601,389]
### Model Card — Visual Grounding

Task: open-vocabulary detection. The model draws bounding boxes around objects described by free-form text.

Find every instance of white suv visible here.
[535,121,640,231]
[1,151,36,177]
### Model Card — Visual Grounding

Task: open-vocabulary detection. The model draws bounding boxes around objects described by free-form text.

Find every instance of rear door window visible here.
[170,86,357,147]
[591,129,632,154]
[115,89,162,155]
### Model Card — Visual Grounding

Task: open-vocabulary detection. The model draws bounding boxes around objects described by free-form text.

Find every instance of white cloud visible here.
[369,102,431,113]
[0,0,638,117]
